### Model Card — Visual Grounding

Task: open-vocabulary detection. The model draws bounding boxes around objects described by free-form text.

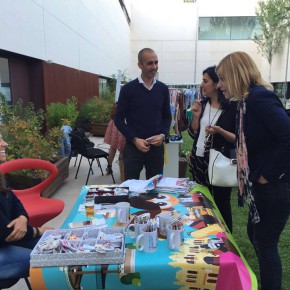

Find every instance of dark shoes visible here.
[106,165,113,174]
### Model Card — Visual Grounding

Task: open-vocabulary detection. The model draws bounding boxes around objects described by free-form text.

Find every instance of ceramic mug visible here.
[115,202,130,224]
[167,224,184,250]
[156,211,174,236]
[126,222,145,239]
[136,225,158,253]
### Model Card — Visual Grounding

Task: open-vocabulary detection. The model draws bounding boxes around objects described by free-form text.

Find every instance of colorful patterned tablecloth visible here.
[30,185,257,290]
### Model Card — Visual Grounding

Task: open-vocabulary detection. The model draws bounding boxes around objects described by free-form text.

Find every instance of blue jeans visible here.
[59,135,72,157]
[0,238,39,281]
[248,181,290,290]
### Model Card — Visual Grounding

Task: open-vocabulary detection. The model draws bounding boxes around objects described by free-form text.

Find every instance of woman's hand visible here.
[257,175,269,184]
[38,226,54,236]
[206,125,235,143]
[205,125,220,135]
[191,101,202,119]
[5,215,28,242]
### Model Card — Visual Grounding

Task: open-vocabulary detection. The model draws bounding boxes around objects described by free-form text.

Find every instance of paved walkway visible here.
[10,136,122,290]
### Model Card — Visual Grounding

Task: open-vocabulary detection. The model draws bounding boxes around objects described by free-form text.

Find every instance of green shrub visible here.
[0,95,62,164]
[79,95,113,124]
[46,96,79,129]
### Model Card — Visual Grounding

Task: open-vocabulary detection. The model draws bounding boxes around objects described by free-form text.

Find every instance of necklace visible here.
[208,104,221,126]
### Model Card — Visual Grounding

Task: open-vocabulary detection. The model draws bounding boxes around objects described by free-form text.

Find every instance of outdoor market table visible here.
[29,184,257,290]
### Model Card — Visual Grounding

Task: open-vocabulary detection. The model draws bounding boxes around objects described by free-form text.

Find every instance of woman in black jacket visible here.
[216,51,290,290]
[188,66,236,232]
[0,134,52,287]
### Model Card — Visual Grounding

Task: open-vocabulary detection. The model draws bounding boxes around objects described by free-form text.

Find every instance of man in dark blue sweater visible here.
[115,48,171,180]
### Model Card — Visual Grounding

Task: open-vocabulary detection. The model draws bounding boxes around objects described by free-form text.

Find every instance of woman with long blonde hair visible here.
[216,51,290,290]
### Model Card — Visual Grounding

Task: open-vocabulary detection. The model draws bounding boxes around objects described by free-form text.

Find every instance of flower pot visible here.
[179,158,188,178]
[90,123,109,137]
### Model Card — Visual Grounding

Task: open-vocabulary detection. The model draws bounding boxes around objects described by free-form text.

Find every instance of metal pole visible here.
[284,30,290,104]
[193,1,198,83]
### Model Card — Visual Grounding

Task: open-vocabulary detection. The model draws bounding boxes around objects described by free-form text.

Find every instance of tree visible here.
[254,0,290,80]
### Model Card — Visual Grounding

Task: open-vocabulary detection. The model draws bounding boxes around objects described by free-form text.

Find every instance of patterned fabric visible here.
[104,120,125,151]
[236,101,260,224]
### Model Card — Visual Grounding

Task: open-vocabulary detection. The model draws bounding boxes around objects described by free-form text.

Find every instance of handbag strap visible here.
[209,149,219,186]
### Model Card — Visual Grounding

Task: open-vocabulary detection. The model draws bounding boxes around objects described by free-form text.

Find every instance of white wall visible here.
[0,0,131,78]
[0,0,289,84]
[130,0,290,85]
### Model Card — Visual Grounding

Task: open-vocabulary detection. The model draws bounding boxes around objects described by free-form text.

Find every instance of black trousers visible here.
[123,142,164,180]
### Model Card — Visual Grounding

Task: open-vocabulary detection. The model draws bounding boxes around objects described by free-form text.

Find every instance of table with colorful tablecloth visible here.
[30,184,257,290]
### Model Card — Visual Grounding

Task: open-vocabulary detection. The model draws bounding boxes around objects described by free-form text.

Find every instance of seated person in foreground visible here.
[0,134,53,286]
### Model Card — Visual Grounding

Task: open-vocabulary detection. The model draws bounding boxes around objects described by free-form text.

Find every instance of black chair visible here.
[0,277,32,290]
[70,132,115,185]
[69,128,94,167]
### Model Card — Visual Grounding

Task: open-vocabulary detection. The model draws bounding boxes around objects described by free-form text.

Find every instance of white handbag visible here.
[208,148,238,187]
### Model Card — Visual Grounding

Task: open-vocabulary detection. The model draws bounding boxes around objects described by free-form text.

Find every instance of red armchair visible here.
[0,158,65,227]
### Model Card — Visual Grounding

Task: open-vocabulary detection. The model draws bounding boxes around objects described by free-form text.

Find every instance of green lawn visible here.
[181,131,290,290]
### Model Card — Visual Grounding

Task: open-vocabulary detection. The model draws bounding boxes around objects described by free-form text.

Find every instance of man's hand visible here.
[134,138,151,152]
[5,215,28,242]
[146,135,164,146]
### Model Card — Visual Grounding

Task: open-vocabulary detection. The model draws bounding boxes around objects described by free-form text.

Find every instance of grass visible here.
[181,130,290,290]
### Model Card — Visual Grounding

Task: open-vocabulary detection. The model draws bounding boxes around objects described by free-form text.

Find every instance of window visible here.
[99,77,108,94]
[199,17,262,40]
[0,57,11,103]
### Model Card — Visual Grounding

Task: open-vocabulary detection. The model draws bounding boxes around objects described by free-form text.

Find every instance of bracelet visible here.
[133,137,138,144]
[160,134,165,142]
[35,227,40,237]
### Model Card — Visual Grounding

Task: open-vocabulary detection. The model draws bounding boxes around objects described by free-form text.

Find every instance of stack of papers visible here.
[153,177,195,195]
[119,176,195,195]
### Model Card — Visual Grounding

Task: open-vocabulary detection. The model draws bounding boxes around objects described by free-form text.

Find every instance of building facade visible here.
[0,0,289,109]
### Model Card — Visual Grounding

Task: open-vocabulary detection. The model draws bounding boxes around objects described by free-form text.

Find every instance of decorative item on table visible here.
[118,175,163,196]
[153,177,195,195]
[126,213,150,239]
[144,174,163,191]
[30,228,125,267]
[115,202,130,224]
[167,219,184,250]
[88,185,129,203]
[156,211,175,236]
[136,219,158,253]
[68,217,107,229]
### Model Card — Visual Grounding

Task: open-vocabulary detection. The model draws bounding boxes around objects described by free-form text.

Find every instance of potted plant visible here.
[0,95,68,197]
[46,96,79,129]
[179,150,190,178]
[79,92,114,136]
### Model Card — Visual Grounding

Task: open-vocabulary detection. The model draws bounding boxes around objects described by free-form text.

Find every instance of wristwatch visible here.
[160,134,165,142]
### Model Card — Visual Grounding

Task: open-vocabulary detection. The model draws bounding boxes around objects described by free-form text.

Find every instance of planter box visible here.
[6,157,69,198]
[90,123,108,137]
[42,157,69,198]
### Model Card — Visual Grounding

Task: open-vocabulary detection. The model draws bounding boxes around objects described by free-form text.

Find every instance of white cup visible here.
[156,211,174,236]
[126,222,144,239]
[115,202,130,224]
[136,225,158,253]
[167,224,184,251]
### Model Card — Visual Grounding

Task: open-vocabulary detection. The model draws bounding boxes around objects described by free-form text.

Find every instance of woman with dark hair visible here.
[188,66,236,232]
[0,134,53,287]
